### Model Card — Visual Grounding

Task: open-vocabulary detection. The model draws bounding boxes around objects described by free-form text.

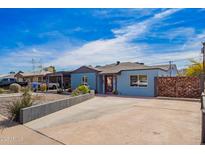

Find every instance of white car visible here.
[47,83,60,89]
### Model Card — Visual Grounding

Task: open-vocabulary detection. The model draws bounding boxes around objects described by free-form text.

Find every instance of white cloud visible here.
[48,9,185,68]
[0,34,85,72]
[153,9,180,19]
[1,8,204,73]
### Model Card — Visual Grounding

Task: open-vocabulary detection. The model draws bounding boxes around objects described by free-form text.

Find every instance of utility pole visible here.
[32,58,35,73]
[169,61,172,77]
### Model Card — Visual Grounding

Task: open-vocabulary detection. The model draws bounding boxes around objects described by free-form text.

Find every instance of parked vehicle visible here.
[47,83,60,89]
[0,78,28,87]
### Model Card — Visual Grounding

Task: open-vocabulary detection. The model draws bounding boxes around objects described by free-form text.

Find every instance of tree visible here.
[185,60,203,77]
[43,66,56,73]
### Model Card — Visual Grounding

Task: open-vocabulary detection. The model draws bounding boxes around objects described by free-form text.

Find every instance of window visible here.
[138,75,148,87]
[130,75,148,87]
[82,76,88,85]
[130,76,138,86]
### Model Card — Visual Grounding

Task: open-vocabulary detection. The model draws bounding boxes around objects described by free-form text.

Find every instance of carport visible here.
[46,71,71,89]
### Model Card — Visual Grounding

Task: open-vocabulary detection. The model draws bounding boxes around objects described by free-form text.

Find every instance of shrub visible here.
[71,89,80,96]
[7,87,33,121]
[77,85,90,94]
[9,83,21,93]
[71,85,90,96]
[0,88,5,94]
[21,87,33,106]
[40,83,47,92]
[20,86,32,93]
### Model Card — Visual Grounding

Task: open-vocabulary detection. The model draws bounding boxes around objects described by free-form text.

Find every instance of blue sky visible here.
[0,8,205,74]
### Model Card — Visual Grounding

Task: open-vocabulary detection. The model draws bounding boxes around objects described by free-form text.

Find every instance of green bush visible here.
[9,83,21,93]
[7,87,33,121]
[77,85,90,94]
[0,88,5,94]
[71,89,80,96]
[71,85,90,96]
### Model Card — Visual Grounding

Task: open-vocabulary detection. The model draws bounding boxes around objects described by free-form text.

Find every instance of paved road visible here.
[0,115,61,145]
[25,96,201,144]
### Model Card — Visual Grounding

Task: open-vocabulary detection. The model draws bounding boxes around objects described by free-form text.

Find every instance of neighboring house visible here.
[15,71,51,83]
[71,61,178,97]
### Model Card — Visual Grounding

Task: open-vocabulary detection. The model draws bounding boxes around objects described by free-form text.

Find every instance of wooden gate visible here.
[156,77,201,98]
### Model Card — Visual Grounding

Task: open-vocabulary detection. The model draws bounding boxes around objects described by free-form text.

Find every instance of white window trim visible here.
[130,75,148,88]
[82,76,88,85]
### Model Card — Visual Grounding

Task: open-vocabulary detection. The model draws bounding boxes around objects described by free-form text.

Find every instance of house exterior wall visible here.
[117,69,162,97]
[71,73,97,91]
[71,68,177,96]
[97,75,103,93]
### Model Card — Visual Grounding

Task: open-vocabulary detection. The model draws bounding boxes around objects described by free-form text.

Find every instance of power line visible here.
[122,55,202,65]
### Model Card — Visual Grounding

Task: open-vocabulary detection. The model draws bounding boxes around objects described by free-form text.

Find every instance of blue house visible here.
[71,61,178,97]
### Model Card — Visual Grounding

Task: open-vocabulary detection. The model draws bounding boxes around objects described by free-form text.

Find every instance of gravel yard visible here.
[0,93,70,118]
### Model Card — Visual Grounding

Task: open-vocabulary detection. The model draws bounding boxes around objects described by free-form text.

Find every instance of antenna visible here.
[38,58,43,72]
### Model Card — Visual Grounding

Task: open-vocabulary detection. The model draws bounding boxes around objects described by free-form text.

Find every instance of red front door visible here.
[105,75,113,93]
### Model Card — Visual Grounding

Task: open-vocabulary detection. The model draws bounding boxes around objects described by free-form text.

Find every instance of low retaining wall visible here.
[20,91,95,124]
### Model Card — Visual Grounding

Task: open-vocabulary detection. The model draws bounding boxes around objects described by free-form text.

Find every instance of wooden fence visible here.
[156,76,202,98]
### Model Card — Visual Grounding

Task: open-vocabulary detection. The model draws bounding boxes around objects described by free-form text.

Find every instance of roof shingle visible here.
[96,62,175,74]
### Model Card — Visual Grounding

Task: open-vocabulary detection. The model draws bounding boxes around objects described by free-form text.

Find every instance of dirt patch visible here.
[0,93,70,118]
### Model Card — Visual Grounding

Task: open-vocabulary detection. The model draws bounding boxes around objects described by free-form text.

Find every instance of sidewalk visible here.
[0,115,61,145]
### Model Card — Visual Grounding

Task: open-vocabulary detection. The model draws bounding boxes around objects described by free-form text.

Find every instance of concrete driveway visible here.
[25,96,201,144]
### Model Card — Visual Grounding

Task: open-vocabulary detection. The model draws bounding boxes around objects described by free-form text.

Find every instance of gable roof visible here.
[72,66,100,74]
[96,62,177,74]
[71,62,177,75]
[15,71,51,77]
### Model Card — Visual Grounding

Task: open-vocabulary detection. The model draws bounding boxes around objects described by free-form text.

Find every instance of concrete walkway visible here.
[0,115,61,145]
[25,96,201,144]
